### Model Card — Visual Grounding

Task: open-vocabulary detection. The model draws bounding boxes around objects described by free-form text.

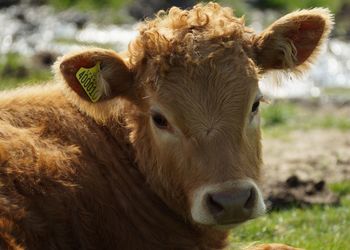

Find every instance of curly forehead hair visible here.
[128,2,254,68]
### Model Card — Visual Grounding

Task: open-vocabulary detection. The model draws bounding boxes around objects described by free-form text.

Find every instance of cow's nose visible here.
[206,185,256,224]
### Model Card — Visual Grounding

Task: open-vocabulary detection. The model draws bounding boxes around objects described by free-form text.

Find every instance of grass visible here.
[260,100,350,138]
[330,182,350,197]
[261,102,297,127]
[322,87,350,98]
[0,53,51,90]
[231,182,350,250]
[0,77,50,91]
[312,115,350,130]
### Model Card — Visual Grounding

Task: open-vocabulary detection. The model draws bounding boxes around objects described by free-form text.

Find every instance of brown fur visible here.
[0,2,332,249]
[0,84,227,249]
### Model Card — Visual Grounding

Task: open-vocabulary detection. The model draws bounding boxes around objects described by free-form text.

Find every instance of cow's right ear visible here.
[57,48,134,103]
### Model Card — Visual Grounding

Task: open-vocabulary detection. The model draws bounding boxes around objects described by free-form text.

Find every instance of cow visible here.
[0,2,332,250]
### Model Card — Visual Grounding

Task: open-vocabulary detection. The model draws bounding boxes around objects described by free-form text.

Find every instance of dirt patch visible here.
[263,175,340,209]
[261,129,350,207]
[262,129,350,184]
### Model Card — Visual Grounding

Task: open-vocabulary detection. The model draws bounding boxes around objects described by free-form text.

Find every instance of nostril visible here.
[204,185,259,224]
[206,194,224,216]
[244,187,256,210]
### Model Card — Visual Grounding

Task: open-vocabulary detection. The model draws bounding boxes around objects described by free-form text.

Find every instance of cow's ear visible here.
[58,48,134,103]
[253,8,333,72]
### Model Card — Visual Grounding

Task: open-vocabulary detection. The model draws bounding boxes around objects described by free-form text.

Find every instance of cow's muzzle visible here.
[190,179,265,226]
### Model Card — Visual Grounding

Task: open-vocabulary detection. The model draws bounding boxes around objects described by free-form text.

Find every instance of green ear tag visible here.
[76,62,102,103]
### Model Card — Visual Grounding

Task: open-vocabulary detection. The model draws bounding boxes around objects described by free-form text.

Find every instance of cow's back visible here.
[0,83,140,249]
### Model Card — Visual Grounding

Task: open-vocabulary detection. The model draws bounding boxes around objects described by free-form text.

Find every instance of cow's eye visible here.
[251,101,260,113]
[151,111,169,129]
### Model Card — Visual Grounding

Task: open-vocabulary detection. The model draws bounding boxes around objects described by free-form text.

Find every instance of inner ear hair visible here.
[253,8,334,74]
[92,53,134,98]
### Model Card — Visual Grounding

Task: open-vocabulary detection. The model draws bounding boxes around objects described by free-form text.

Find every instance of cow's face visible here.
[58,4,332,228]
[140,44,265,226]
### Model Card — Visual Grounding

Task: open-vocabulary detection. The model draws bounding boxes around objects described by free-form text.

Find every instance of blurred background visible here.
[0,0,349,249]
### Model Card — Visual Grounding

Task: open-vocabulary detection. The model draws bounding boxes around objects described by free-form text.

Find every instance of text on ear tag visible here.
[76,62,102,103]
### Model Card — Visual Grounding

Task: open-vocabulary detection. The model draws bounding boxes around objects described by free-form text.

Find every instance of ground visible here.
[263,129,350,184]
[261,98,350,184]
[231,99,350,250]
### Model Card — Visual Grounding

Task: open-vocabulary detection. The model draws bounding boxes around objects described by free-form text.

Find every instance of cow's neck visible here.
[104,113,228,249]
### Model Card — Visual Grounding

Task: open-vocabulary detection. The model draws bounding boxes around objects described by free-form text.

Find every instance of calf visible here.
[0,2,332,249]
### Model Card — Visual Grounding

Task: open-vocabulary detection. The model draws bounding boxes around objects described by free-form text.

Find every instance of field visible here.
[231,100,350,250]
[231,182,350,249]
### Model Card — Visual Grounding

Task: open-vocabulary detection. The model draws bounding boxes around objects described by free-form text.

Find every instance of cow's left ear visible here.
[58,48,134,103]
[253,8,333,72]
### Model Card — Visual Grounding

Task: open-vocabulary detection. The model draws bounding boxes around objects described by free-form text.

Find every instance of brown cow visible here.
[0,3,332,250]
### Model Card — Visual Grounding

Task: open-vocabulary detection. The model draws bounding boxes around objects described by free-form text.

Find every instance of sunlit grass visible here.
[234,101,350,249]
[0,77,50,90]
[261,101,350,137]
[231,182,350,250]
[322,87,350,97]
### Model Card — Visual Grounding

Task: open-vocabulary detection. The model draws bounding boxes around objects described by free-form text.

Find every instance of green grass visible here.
[330,182,350,197]
[322,87,350,98]
[312,115,350,130]
[234,102,350,249]
[260,101,350,138]
[231,182,350,250]
[261,102,297,127]
[0,53,51,90]
[0,77,50,90]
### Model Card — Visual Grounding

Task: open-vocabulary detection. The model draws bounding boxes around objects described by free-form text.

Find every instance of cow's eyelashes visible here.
[251,101,260,113]
[151,111,169,130]
[251,95,267,114]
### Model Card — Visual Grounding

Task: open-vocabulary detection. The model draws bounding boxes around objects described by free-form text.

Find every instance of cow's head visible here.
[56,3,332,229]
